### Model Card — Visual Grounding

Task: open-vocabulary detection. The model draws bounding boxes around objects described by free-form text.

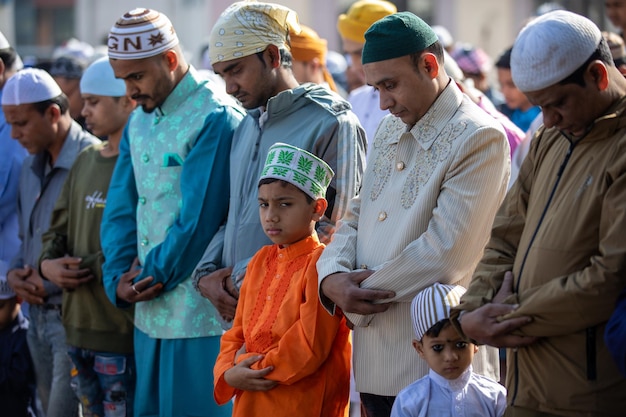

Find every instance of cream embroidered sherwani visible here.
[318,82,510,395]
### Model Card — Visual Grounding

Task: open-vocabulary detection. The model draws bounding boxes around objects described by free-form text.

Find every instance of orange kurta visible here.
[214,234,350,417]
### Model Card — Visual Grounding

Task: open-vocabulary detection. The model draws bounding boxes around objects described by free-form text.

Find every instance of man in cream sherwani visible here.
[317,12,510,417]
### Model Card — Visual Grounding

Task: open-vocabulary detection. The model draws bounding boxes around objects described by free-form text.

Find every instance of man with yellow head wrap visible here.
[338,0,397,154]
[193,1,366,333]
[289,25,339,93]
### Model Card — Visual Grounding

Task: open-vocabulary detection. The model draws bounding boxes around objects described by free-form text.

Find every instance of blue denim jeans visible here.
[67,346,135,417]
[26,305,78,417]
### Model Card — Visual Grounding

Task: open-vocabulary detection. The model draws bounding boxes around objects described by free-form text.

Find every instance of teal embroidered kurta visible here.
[101,67,244,338]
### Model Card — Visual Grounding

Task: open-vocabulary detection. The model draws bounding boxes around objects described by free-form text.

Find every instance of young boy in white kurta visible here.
[391,283,506,417]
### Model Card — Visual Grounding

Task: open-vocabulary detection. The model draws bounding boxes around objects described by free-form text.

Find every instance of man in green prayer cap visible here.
[317,11,509,417]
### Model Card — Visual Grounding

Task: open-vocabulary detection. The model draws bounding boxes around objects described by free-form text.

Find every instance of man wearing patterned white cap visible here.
[453,10,626,416]
[101,8,244,417]
[0,30,27,302]
[192,1,365,330]
[39,56,137,417]
[3,67,99,417]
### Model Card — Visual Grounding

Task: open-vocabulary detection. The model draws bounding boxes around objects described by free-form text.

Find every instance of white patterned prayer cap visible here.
[208,1,300,65]
[411,283,466,341]
[2,68,63,106]
[260,143,334,200]
[108,8,179,60]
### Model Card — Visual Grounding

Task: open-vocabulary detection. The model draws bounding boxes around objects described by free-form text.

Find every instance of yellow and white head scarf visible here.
[209,1,300,64]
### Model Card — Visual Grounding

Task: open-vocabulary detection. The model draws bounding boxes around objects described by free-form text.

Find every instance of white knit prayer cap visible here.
[208,1,300,65]
[0,30,10,50]
[511,10,602,92]
[0,276,15,300]
[411,283,466,341]
[108,8,179,60]
[2,68,63,106]
[80,57,127,97]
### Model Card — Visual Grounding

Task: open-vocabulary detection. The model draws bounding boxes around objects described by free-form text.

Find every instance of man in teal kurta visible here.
[100,8,244,417]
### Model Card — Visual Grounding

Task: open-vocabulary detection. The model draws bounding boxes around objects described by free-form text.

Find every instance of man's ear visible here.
[266,44,282,69]
[163,50,179,72]
[588,61,609,90]
[422,53,439,79]
[0,58,5,85]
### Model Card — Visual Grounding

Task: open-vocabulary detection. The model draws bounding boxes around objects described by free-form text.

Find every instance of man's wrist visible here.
[192,263,217,293]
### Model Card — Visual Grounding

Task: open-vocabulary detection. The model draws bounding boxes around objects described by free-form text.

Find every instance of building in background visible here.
[0,1,615,81]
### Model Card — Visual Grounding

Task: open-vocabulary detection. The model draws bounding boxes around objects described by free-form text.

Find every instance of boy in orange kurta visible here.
[213,143,351,417]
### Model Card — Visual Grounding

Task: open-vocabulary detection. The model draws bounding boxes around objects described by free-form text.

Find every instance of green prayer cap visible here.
[362,11,438,64]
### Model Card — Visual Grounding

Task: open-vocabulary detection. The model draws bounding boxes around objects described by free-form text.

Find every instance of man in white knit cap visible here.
[102,8,244,416]
[453,10,626,417]
[4,68,99,417]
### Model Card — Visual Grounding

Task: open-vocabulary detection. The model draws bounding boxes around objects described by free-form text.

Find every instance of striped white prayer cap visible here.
[411,283,466,341]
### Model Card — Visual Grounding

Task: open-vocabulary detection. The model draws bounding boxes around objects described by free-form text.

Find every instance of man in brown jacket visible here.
[453,10,626,417]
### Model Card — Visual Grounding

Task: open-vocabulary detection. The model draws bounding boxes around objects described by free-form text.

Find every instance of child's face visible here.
[81,94,134,138]
[413,323,478,380]
[258,181,324,247]
[0,298,18,329]
[497,67,533,111]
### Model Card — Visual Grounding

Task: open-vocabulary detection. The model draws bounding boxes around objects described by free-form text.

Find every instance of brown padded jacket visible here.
[456,96,626,416]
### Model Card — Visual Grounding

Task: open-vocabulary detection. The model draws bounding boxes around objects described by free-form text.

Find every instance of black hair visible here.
[424,319,452,338]
[423,318,477,344]
[0,47,18,70]
[255,47,293,69]
[409,40,445,71]
[258,178,314,204]
[32,94,70,116]
[559,38,613,87]
[495,47,513,69]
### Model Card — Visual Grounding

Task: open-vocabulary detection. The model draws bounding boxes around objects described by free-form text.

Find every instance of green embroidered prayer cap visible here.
[260,143,334,200]
[362,11,438,64]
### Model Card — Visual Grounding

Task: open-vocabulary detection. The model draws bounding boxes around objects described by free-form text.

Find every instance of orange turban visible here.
[289,25,337,92]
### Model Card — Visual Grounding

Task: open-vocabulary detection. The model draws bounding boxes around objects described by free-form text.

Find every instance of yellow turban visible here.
[209,1,300,64]
[289,25,338,92]
[337,0,397,44]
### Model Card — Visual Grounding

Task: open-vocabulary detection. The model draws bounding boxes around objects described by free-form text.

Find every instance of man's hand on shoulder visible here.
[321,270,395,315]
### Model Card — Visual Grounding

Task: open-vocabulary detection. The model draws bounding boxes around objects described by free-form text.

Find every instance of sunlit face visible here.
[110,54,175,113]
[414,323,478,380]
[212,49,278,110]
[497,67,533,111]
[54,76,83,121]
[525,67,605,137]
[81,94,134,138]
[3,103,57,154]
[0,298,18,330]
[258,181,321,247]
[606,0,626,29]
[291,60,316,85]
[364,54,438,128]
[342,37,365,84]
